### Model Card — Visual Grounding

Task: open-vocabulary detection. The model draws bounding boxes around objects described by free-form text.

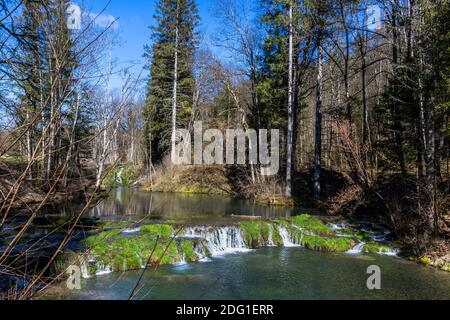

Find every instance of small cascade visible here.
[267,228,275,247]
[122,227,141,234]
[182,226,251,256]
[378,248,400,257]
[175,242,187,265]
[277,226,300,247]
[95,266,113,276]
[194,243,211,262]
[347,242,365,255]
[79,257,90,279]
[116,167,125,185]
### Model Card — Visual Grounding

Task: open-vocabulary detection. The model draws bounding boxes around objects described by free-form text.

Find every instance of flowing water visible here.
[41,188,450,300]
[54,248,450,300]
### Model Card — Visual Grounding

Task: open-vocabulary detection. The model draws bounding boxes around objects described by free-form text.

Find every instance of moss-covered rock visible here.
[336,229,369,241]
[419,255,450,272]
[83,227,181,273]
[362,242,395,254]
[300,235,355,252]
[140,224,174,238]
[238,221,284,248]
[239,221,266,247]
[290,214,334,236]
[79,219,402,277]
[179,239,199,262]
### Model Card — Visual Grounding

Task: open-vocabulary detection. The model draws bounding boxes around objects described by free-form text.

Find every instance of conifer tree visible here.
[144,0,199,164]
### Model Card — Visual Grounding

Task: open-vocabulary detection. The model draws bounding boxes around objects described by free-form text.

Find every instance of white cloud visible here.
[86,11,118,30]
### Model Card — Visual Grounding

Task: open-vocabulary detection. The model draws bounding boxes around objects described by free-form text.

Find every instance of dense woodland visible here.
[0,0,449,298]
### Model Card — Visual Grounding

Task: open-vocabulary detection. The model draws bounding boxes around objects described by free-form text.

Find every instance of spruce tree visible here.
[144,0,199,163]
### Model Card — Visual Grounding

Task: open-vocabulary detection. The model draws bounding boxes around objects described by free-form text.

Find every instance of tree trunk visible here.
[171,1,180,163]
[314,38,323,199]
[286,1,295,198]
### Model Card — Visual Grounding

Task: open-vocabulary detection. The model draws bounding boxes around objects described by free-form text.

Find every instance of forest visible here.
[0,0,449,300]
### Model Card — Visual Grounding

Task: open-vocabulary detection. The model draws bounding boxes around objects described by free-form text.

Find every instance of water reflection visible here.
[87,188,317,222]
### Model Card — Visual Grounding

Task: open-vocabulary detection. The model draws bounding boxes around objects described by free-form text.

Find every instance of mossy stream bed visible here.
[38,188,450,300]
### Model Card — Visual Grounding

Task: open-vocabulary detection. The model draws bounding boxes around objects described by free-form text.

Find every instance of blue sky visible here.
[82,0,231,91]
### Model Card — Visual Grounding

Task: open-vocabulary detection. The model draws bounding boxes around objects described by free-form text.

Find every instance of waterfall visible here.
[95,265,113,276]
[277,226,300,247]
[347,242,365,255]
[123,227,141,234]
[116,167,125,185]
[267,228,275,247]
[182,226,252,256]
[378,248,400,257]
[79,257,90,279]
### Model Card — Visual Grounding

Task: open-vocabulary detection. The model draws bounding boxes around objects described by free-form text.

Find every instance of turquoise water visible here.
[40,189,450,300]
[58,247,450,300]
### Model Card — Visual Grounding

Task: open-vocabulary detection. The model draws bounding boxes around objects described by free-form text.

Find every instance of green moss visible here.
[175,184,215,195]
[140,224,174,238]
[338,229,369,241]
[84,225,182,272]
[239,221,262,248]
[290,214,334,236]
[362,242,394,254]
[239,221,274,248]
[180,240,198,262]
[269,224,283,246]
[101,221,139,230]
[441,263,450,272]
[84,230,121,248]
[300,235,355,252]
[418,256,450,272]
[419,256,432,265]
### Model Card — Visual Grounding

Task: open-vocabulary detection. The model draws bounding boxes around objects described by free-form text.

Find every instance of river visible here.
[44,188,450,300]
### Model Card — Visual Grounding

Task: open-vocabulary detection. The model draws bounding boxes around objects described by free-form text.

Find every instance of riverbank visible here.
[104,161,450,273]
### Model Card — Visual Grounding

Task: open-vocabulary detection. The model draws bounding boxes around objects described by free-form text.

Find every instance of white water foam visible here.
[378,248,400,257]
[122,227,141,234]
[182,226,253,257]
[346,242,365,255]
[277,226,301,247]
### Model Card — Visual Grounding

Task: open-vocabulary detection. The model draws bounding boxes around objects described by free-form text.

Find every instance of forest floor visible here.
[0,157,100,211]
